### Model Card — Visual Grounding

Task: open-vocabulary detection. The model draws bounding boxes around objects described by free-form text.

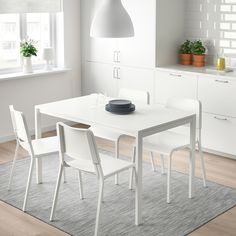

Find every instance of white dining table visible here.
[34,94,196,226]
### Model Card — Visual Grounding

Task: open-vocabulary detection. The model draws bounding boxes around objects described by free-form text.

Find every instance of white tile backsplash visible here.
[185,0,236,66]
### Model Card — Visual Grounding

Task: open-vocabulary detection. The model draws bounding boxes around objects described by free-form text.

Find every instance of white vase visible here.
[23,57,33,74]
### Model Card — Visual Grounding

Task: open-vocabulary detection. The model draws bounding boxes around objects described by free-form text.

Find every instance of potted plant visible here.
[20,38,37,73]
[191,40,206,67]
[179,40,193,65]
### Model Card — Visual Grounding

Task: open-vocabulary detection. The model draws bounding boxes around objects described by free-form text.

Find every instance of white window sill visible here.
[0,68,71,82]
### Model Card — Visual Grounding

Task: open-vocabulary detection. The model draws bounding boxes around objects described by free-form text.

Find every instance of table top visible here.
[36,94,195,136]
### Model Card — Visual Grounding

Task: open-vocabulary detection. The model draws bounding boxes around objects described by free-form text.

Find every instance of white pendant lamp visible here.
[90,0,134,38]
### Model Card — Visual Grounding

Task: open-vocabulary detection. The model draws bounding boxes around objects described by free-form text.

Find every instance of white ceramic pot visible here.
[23,57,33,73]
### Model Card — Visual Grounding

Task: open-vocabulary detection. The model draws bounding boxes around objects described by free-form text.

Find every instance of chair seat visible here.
[21,136,58,157]
[144,131,191,156]
[89,125,125,142]
[67,153,134,178]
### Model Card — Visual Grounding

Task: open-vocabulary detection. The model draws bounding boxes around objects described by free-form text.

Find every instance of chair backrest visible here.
[165,97,202,130]
[118,88,149,105]
[9,105,32,144]
[57,122,101,175]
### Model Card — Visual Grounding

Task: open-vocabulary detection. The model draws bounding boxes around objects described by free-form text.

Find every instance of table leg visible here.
[135,132,143,225]
[189,116,196,199]
[35,108,42,184]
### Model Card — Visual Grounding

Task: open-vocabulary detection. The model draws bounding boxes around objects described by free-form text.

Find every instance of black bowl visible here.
[108,99,132,110]
[105,103,135,115]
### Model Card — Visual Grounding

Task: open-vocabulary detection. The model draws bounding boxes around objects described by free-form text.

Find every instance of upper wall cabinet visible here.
[116,0,156,68]
[81,0,156,68]
[81,0,185,68]
[80,0,118,64]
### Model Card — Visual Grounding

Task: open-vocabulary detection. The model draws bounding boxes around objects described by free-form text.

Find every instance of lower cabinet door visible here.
[202,113,236,157]
[117,67,155,103]
[82,62,118,97]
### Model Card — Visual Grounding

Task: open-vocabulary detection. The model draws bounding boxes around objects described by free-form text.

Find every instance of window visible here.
[0,12,56,73]
[0,14,19,70]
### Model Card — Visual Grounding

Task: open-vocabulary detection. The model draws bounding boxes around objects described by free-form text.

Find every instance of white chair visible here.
[50,122,135,236]
[129,97,207,203]
[89,88,149,184]
[8,105,59,211]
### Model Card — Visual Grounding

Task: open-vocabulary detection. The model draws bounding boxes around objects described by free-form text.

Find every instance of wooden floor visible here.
[0,130,236,236]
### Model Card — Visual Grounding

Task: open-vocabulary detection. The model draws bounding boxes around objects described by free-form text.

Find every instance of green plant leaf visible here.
[20,38,38,57]
[179,40,193,54]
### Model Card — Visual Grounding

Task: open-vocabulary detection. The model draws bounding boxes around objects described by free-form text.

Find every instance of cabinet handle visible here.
[169,73,182,77]
[116,51,120,63]
[116,67,120,79]
[214,116,228,121]
[215,79,229,83]
[113,51,121,63]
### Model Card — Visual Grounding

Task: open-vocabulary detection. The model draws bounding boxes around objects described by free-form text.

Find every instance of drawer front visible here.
[155,70,198,104]
[198,76,236,117]
[202,113,236,156]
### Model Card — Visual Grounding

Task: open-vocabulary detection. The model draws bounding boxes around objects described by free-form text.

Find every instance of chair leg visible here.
[94,179,104,236]
[188,149,193,199]
[23,157,35,212]
[63,166,66,183]
[160,154,165,174]
[167,155,172,204]
[8,141,19,190]
[78,170,84,200]
[50,164,64,221]
[198,141,207,187]
[150,151,156,172]
[129,146,136,190]
[115,140,119,185]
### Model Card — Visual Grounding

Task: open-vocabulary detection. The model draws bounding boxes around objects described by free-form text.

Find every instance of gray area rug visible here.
[0,151,236,236]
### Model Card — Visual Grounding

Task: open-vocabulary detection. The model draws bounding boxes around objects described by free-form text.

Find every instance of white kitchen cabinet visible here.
[82,0,156,68]
[154,70,198,104]
[154,66,236,158]
[80,0,119,64]
[202,113,236,157]
[117,66,155,103]
[81,0,184,68]
[81,0,156,67]
[82,62,118,97]
[198,76,236,118]
[116,0,156,68]
[82,62,154,101]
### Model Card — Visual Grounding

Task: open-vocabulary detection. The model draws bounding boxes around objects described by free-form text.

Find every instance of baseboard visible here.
[202,147,236,160]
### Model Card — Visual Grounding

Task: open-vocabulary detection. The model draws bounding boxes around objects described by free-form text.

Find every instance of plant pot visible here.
[23,57,33,73]
[193,54,205,67]
[179,54,192,65]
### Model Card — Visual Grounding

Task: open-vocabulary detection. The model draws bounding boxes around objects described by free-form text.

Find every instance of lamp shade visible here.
[90,0,134,38]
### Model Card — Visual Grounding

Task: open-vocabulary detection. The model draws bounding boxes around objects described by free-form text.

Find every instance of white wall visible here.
[156,0,186,66]
[185,0,236,66]
[0,0,81,142]
[63,0,81,97]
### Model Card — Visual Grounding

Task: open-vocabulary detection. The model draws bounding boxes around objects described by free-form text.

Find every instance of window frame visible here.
[0,12,57,75]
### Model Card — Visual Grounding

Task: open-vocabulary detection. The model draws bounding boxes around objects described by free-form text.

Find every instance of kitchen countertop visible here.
[156,65,236,79]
